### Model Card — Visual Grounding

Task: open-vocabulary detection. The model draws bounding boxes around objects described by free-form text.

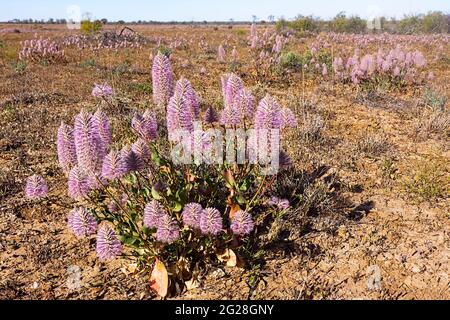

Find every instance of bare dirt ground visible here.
[0,24,448,300]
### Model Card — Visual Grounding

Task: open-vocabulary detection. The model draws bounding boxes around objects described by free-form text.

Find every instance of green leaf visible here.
[172,202,182,213]
[236,194,246,205]
[151,187,163,200]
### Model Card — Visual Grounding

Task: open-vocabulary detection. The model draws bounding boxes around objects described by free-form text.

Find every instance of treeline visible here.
[4,11,450,34]
[277,11,449,34]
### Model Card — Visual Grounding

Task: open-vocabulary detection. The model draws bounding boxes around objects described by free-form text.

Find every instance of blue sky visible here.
[2,0,449,22]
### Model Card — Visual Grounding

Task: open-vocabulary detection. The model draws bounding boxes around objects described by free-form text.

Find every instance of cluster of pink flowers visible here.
[248,24,290,74]
[19,36,65,63]
[332,46,430,85]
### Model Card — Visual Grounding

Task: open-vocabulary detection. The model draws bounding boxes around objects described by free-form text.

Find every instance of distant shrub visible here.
[288,15,320,34]
[421,11,449,33]
[398,15,422,34]
[331,12,366,33]
[81,19,103,35]
[275,18,289,32]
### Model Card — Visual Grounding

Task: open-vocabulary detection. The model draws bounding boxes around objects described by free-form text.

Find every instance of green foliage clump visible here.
[81,19,103,34]
[288,15,320,34]
[279,51,303,70]
[331,12,366,33]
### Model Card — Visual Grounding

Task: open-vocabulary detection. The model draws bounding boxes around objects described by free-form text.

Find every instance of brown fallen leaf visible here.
[217,248,237,267]
[149,258,169,298]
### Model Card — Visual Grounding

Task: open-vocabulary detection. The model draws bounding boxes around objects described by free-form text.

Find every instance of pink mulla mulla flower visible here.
[221,74,244,108]
[231,47,238,63]
[220,101,243,127]
[152,52,174,107]
[236,89,255,120]
[182,203,203,229]
[68,166,93,200]
[68,207,97,237]
[393,66,401,77]
[132,138,151,163]
[250,23,257,38]
[200,208,223,236]
[204,106,219,124]
[25,174,48,200]
[92,83,113,99]
[57,121,77,174]
[101,150,126,181]
[174,78,200,121]
[412,51,427,68]
[92,108,112,154]
[166,93,194,140]
[156,214,180,244]
[217,44,226,63]
[268,196,290,210]
[143,200,166,229]
[120,145,144,174]
[131,111,158,141]
[254,94,283,130]
[230,210,254,236]
[280,107,297,129]
[96,224,123,261]
[322,64,328,76]
[427,71,434,81]
[74,109,103,173]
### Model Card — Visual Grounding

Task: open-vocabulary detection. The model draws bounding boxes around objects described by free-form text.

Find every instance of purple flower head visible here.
[220,101,242,127]
[156,214,180,244]
[96,224,123,261]
[255,94,283,129]
[231,47,238,63]
[230,210,254,236]
[143,200,166,229]
[152,52,174,107]
[222,74,244,109]
[166,93,194,140]
[217,45,226,62]
[200,208,223,236]
[74,109,104,173]
[120,145,144,174]
[57,121,77,173]
[182,203,203,228]
[268,197,290,210]
[68,207,97,237]
[204,106,219,124]
[280,107,297,129]
[68,166,93,200]
[131,110,158,141]
[322,64,328,76]
[174,78,200,121]
[92,83,113,99]
[132,139,150,162]
[92,108,112,153]
[238,89,255,120]
[101,150,126,180]
[25,174,48,200]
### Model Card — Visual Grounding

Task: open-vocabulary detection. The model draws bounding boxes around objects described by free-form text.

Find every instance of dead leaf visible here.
[185,279,201,291]
[149,258,169,298]
[121,263,138,276]
[217,248,237,267]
